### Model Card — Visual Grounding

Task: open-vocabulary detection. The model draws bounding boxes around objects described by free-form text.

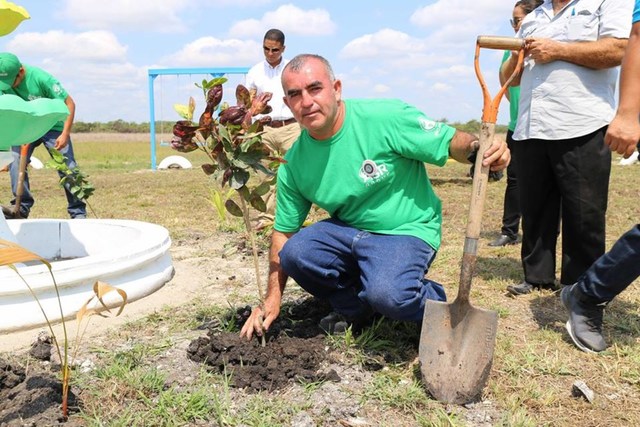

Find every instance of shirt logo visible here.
[359,159,388,186]
[419,117,442,136]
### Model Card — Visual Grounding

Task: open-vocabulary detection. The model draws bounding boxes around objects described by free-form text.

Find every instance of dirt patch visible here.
[0,357,81,427]
[187,300,343,391]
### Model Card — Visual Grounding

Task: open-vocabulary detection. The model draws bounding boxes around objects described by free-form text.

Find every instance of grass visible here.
[2,133,640,426]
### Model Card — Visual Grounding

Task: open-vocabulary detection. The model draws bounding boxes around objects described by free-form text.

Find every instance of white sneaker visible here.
[619,151,639,166]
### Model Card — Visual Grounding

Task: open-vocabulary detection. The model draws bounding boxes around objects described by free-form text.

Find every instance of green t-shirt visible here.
[274,98,456,250]
[501,51,520,132]
[2,65,68,132]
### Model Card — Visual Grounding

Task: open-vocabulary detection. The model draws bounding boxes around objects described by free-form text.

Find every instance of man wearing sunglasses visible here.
[246,29,300,156]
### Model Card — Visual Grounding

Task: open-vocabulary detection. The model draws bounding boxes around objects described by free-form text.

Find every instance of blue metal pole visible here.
[148,72,158,170]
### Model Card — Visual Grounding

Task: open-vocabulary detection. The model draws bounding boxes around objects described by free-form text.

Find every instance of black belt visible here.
[267,118,296,128]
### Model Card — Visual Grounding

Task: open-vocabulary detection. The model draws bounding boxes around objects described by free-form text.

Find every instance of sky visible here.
[1,0,521,126]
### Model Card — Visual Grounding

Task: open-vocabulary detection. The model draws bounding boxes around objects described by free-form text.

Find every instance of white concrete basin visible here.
[0,218,174,332]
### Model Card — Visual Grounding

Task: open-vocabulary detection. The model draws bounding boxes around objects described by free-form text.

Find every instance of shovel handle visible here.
[477,35,524,51]
[456,37,525,302]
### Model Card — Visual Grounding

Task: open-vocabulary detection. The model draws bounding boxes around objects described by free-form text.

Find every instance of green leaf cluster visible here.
[45,148,95,201]
[171,79,284,218]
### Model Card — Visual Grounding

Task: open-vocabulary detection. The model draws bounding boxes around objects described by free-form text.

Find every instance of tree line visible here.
[73,119,509,134]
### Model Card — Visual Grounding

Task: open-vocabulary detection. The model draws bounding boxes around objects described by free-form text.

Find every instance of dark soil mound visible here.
[187,297,342,391]
[0,357,80,427]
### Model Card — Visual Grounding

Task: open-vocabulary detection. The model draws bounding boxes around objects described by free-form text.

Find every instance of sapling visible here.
[45,148,96,217]
[171,78,284,346]
[0,239,127,420]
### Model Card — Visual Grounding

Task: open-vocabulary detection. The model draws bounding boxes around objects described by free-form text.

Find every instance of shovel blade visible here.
[419,298,498,404]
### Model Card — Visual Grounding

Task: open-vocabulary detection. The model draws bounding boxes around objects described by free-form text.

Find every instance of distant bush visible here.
[73,119,509,134]
[73,120,175,133]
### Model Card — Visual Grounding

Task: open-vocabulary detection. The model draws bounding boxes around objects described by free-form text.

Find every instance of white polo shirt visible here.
[245,59,294,121]
[513,0,633,141]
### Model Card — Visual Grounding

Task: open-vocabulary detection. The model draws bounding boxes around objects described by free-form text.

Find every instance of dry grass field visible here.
[1,133,639,426]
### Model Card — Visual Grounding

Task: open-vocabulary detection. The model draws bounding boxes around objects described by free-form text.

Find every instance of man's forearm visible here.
[62,95,76,138]
[449,131,479,164]
[265,230,291,302]
[616,25,640,118]
[553,37,628,69]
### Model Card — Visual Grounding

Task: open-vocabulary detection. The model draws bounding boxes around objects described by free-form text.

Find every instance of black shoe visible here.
[488,234,518,247]
[506,281,559,296]
[506,281,534,295]
[561,284,607,353]
[319,311,373,335]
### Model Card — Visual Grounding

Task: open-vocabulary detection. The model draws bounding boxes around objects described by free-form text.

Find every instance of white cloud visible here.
[159,37,260,67]
[340,28,426,59]
[7,31,128,62]
[229,4,336,38]
[62,0,188,32]
[431,82,452,92]
[410,0,510,28]
[427,64,475,79]
[373,84,391,94]
[410,1,514,50]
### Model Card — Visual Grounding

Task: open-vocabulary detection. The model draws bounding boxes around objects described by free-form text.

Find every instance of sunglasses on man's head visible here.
[263,46,281,53]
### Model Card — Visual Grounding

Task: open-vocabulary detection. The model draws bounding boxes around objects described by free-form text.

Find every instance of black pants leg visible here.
[514,127,610,286]
[552,128,610,285]
[501,130,520,238]
[513,138,560,285]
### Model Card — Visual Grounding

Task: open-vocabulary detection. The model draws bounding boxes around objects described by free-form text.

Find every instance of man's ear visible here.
[333,79,342,102]
[283,96,290,109]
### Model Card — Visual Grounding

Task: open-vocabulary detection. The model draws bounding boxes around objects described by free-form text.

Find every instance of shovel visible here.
[419,36,525,404]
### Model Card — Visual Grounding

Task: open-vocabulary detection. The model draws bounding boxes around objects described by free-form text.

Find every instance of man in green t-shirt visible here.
[0,52,86,219]
[240,54,510,339]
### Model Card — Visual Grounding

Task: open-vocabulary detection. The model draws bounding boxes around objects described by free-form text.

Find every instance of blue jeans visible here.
[279,218,447,322]
[9,130,86,218]
[577,224,640,302]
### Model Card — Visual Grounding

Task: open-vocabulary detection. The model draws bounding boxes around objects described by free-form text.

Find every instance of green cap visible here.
[0,52,21,91]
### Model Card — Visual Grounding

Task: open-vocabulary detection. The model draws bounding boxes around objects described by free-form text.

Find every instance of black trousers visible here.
[512,127,610,286]
[501,130,521,238]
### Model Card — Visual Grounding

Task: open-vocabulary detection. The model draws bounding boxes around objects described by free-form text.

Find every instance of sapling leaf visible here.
[249,194,267,212]
[201,163,217,175]
[253,181,270,196]
[237,185,250,200]
[173,103,193,121]
[240,136,260,152]
[225,199,243,217]
[252,162,275,176]
[237,150,264,167]
[0,238,49,266]
[230,169,250,190]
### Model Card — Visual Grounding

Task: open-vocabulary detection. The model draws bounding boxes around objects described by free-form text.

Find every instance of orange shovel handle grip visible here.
[474,35,525,124]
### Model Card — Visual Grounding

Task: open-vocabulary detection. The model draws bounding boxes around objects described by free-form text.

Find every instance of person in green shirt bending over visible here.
[0,52,87,219]
[240,54,511,339]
